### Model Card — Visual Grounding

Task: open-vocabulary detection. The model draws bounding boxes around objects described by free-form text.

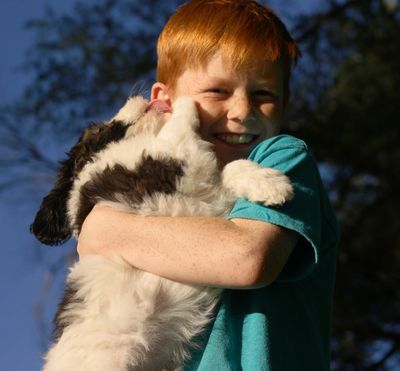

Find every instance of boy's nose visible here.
[226,95,252,124]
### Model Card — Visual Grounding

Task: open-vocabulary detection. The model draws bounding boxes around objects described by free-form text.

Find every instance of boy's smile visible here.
[152,53,287,166]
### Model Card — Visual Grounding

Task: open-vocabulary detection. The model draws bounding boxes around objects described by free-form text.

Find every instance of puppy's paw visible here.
[245,167,294,206]
[222,159,294,206]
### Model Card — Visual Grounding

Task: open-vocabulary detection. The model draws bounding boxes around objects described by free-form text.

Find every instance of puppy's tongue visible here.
[146,99,172,113]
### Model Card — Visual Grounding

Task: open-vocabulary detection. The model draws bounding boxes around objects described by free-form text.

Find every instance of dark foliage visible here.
[287,1,400,369]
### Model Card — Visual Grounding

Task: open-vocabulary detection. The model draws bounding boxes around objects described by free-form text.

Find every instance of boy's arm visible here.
[77,204,297,289]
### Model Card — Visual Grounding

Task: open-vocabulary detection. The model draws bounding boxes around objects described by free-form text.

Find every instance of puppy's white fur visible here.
[43,97,293,370]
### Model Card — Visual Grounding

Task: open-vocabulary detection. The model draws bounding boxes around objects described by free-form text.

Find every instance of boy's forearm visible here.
[77,205,296,288]
[78,205,253,287]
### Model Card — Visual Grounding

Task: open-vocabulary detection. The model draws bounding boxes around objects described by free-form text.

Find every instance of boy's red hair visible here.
[157,0,301,92]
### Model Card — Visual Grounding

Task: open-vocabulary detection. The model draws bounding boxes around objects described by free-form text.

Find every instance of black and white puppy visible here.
[31,96,293,371]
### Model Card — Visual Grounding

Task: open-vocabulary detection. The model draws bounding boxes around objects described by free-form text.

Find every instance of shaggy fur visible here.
[31,96,294,371]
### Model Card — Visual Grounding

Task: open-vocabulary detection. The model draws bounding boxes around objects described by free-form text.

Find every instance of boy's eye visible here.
[206,88,228,94]
[254,90,276,97]
[253,90,279,101]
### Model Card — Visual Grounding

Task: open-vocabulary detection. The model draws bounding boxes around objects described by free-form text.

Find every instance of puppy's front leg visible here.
[222,159,294,206]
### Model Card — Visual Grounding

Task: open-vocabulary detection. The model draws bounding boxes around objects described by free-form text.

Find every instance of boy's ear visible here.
[151,82,172,108]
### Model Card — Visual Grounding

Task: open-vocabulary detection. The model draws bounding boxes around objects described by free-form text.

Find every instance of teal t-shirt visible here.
[184,135,339,371]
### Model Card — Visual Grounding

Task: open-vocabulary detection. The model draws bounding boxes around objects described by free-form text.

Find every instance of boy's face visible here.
[152,53,288,166]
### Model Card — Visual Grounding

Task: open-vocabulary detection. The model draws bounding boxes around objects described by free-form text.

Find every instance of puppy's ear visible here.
[30,167,73,246]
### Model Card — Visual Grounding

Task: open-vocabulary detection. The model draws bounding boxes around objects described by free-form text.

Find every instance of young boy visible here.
[78,0,339,369]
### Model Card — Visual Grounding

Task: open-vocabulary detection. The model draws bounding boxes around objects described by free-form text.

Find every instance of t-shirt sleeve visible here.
[227,135,339,281]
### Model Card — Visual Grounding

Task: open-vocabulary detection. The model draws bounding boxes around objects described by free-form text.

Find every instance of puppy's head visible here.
[31,96,154,245]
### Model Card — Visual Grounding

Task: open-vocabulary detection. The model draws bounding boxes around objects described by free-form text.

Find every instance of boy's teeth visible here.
[218,134,254,144]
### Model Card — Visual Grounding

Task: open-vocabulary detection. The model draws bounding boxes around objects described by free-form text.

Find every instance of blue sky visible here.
[0,1,326,369]
[1,2,82,369]
[0,0,80,105]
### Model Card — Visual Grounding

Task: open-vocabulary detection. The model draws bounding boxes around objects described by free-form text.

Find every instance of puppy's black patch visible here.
[71,120,130,175]
[73,155,185,233]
